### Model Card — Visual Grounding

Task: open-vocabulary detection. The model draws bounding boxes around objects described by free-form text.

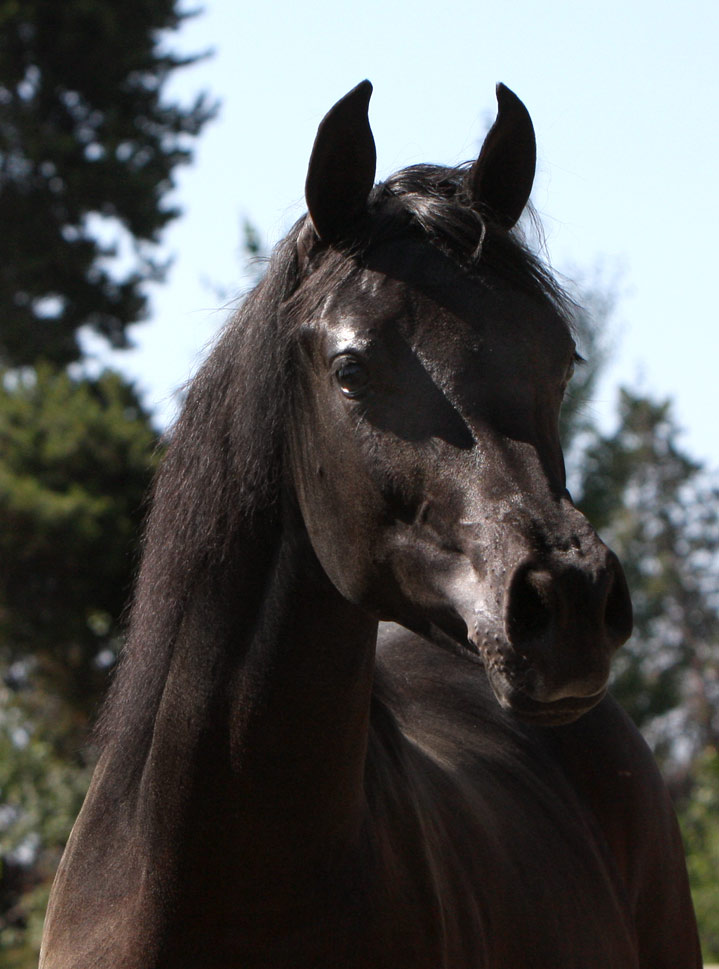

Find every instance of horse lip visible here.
[509,690,606,725]
[463,619,611,722]
[487,668,606,725]
[432,622,605,724]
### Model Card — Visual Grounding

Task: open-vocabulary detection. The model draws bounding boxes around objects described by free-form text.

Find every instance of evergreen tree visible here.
[559,282,719,779]
[574,391,719,774]
[0,0,217,366]
[679,748,719,960]
[0,365,160,725]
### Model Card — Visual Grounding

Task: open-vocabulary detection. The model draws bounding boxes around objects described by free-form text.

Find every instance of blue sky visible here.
[99,0,718,468]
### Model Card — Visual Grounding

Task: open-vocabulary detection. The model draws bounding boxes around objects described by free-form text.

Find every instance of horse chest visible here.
[356,724,640,969]
[152,713,638,969]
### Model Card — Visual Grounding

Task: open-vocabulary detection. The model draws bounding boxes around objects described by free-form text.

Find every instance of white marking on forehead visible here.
[317,271,407,350]
[332,323,366,348]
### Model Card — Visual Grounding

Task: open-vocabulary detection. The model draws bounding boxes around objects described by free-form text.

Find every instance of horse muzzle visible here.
[462,545,633,724]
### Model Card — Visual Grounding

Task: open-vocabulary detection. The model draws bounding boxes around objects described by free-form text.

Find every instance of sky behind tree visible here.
[95,0,718,468]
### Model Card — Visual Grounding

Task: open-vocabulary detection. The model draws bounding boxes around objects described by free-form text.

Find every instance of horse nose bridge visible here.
[452,479,634,659]
[458,491,602,569]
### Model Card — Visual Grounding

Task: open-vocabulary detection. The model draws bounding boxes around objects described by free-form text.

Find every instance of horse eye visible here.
[335,359,369,398]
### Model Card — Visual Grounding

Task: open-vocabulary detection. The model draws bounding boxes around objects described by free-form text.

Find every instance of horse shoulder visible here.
[374,625,702,969]
[374,627,638,965]
[548,695,703,968]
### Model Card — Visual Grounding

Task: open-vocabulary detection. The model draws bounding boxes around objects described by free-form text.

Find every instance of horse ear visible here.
[305,80,377,242]
[469,84,536,229]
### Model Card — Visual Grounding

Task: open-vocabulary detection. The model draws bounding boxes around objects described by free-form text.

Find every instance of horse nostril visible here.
[505,553,633,652]
[501,551,633,704]
[505,566,554,647]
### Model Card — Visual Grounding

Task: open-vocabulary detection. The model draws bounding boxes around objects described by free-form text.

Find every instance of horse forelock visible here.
[295,163,573,335]
[366,164,574,324]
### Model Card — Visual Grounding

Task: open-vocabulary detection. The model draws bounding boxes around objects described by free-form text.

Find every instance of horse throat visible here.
[224,516,380,851]
[153,510,381,947]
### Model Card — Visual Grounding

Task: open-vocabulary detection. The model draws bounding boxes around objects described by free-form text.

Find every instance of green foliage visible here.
[0,687,90,858]
[0,365,159,719]
[0,0,217,366]
[679,749,719,960]
[0,685,92,955]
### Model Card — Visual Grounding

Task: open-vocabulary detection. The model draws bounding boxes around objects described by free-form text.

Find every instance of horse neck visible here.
[123,500,380,877]
[229,514,379,841]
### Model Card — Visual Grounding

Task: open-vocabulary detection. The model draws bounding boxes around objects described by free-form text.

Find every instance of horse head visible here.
[289,81,632,726]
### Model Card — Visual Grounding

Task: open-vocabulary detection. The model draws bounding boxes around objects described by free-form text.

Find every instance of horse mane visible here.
[97,229,306,761]
[367,163,571,318]
[98,162,573,767]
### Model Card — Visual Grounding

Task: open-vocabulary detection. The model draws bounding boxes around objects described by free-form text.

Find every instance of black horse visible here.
[40,83,702,968]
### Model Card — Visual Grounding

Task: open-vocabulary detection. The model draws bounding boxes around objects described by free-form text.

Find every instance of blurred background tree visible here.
[576,391,719,769]
[0,0,216,367]
[0,366,160,726]
[0,0,215,963]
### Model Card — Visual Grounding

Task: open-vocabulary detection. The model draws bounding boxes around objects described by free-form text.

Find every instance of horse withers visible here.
[40,82,702,968]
